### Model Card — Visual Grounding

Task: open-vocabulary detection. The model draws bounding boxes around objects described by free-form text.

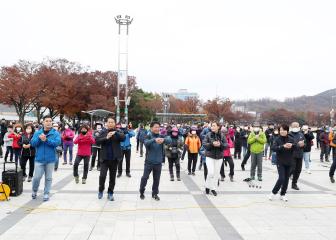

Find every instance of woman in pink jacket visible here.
[73,124,95,184]
[62,124,75,165]
[220,127,235,182]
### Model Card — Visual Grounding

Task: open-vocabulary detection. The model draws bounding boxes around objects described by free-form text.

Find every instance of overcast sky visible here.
[0,0,335,101]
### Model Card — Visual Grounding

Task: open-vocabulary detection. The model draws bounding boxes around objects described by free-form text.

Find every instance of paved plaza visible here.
[0,141,336,240]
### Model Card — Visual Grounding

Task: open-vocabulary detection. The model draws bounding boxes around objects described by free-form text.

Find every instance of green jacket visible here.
[247,131,267,154]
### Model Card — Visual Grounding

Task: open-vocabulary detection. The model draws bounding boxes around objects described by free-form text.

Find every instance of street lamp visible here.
[115,15,133,124]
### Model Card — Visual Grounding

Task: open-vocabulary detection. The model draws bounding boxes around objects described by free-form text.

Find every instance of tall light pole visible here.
[162,93,170,123]
[115,15,133,124]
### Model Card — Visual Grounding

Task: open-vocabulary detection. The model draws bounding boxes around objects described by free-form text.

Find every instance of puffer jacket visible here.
[164,135,184,159]
[223,134,234,157]
[203,131,228,160]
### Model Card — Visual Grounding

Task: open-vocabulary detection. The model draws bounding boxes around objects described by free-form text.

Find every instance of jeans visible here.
[220,156,234,177]
[74,155,90,179]
[13,148,21,164]
[329,147,336,177]
[187,153,198,173]
[55,152,59,170]
[140,163,162,195]
[20,155,35,177]
[99,160,118,194]
[242,146,248,158]
[4,146,13,162]
[168,157,180,178]
[250,152,263,179]
[205,157,222,191]
[63,143,73,163]
[32,162,55,195]
[264,143,271,158]
[303,152,311,170]
[118,149,131,174]
[272,163,291,196]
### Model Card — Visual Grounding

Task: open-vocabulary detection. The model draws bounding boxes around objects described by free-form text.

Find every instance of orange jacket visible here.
[185,136,201,153]
[329,132,336,148]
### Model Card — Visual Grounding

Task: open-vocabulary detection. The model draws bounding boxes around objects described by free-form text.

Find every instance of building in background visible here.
[172,89,199,100]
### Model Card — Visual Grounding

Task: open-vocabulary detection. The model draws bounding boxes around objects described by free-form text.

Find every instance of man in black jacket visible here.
[289,122,305,190]
[96,117,125,201]
[302,125,315,174]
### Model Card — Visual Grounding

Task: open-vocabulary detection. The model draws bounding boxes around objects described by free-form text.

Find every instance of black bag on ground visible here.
[2,162,23,196]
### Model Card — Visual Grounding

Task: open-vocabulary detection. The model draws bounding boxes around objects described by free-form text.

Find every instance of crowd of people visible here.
[0,117,335,202]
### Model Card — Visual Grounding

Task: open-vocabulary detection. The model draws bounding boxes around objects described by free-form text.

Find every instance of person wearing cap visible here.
[117,122,135,178]
[302,125,314,174]
[329,125,336,183]
[164,127,184,181]
[247,123,267,182]
[185,127,201,175]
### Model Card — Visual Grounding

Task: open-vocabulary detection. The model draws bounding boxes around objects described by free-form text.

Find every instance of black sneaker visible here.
[221,176,225,182]
[192,172,196,176]
[140,193,145,200]
[230,176,234,182]
[292,184,300,190]
[211,190,217,196]
[117,173,122,178]
[152,194,160,201]
[188,172,192,175]
[89,167,93,171]
[177,177,181,181]
[241,164,245,171]
[170,176,174,181]
[330,177,335,183]
[205,188,210,194]
[126,173,132,178]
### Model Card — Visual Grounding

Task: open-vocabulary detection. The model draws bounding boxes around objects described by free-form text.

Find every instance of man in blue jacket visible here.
[31,115,61,201]
[139,121,171,201]
[117,122,135,178]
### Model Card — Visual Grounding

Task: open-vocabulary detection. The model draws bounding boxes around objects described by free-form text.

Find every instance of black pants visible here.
[91,147,101,168]
[291,157,303,185]
[234,145,242,159]
[168,157,180,177]
[272,163,291,196]
[203,162,208,180]
[5,146,13,162]
[0,144,3,156]
[13,148,21,164]
[329,147,336,177]
[136,138,140,151]
[139,142,144,156]
[20,155,35,177]
[188,153,198,173]
[317,140,320,149]
[118,149,131,174]
[99,160,118,194]
[220,156,234,177]
[74,155,90,179]
[242,148,251,165]
[140,163,162,195]
[320,144,329,161]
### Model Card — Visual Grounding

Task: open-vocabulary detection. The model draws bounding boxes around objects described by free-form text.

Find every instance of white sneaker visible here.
[268,193,276,201]
[306,169,311,174]
[280,195,288,202]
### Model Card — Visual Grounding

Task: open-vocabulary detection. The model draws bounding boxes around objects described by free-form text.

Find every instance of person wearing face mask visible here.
[90,123,104,171]
[302,125,315,174]
[220,127,235,182]
[73,125,95,184]
[53,123,63,171]
[61,123,75,165]
[247,123,267,182]
[8,123,23,164]
[233,127,242,159]
[289,122,305,190]
[3,125,14,162]
[185,127,202,175]
[203,122,228,196]
[164,127,184,181]
[240,126,249,158]
[117,122,135,178]
[19,124,36,182]
[264,124,275,160]
[328,126,336,183]
[319,127,330,162]
[269,124,294,202]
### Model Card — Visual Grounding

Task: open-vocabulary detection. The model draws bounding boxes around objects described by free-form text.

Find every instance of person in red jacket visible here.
[220,126,235,182]
[8,123,23,164]
[73,124,95,184]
